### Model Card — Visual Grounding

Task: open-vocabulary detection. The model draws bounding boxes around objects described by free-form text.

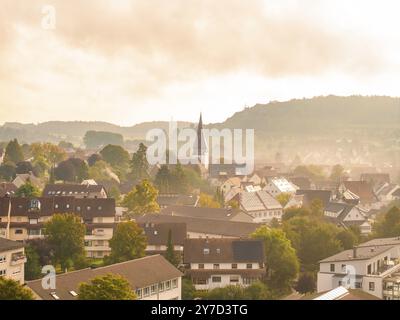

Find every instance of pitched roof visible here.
[320,245,395,263]
[139,222,187,246]
[240,191,282,212]
[358,237,400,248]
[183,238,265,263]
[27,255,183,300]
[342,181,378,203]
[290,177,312,190]
[0,182,17,197]
[42,184,106,197]
[0,237,24,252]
[296,190,332,207]
[360,173,391,186]
[268,177,298,193]
[136,214,261,238]
[157,194,199,207]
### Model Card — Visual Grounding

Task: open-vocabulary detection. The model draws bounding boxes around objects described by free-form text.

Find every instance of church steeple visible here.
[197,113,203,157]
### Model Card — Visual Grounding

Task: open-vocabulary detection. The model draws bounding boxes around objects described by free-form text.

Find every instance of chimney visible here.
[353,247,358,258]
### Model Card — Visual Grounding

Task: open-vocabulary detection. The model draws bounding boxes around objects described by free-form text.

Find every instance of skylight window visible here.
[50,292,60,300]
[69,291,78,297]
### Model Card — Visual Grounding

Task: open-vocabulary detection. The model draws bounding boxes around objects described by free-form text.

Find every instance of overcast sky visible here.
[1,0,400,126]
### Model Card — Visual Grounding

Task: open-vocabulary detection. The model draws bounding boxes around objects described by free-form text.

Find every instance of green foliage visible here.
[0,161,16,181]
[182,278,196,300]
[295,272,316,294]
[78,273,137,300]
[214,188,225,207]
[245,281,273,300]
[154,163,190,194]
[0,277,34,300]
[283,217,342,271]
[293,165,326,181]
[24,245,42,281]
[330,164,346,182]
[44,213,86,271]
[206,282,272,300]
[100,144,130,169]
[122,179,160,217]
[15,180,41,198]
[87,153,102,167]
[84,131,124,149]
[107,221,147,264]
[30,143,67,166]
[373,206,400,238]
[4,139,24,164]
[54,158,89,183]
[15,161,33,174]
[276,193,292,207]
[199,193,221,208]
[336,229,358,250]
[251,227,299,292]
[165,229,179,267]
[130,143,149,180]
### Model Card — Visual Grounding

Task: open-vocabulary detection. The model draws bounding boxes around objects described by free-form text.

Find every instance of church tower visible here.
[194,113,209,169]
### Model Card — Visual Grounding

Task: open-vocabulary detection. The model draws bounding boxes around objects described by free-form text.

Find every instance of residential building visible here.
[317,237,400,300]
[264,177,298,196]
[27,255,183,300]
[137,214,262,239]
[0,197,116,259]
[238,190,283,223]
[310,286,380,300]
[12,173,43,189]
[220,177,242,195]
[0,237,26,284]
[0,183,17,198]
[290,177,313,190]
[374,183,400,204]
[156,194,199,209]
[138,221,186,256]
[296,190,333,208]
[324,202,372,234]
[360,173,391,189]
[42,183,108,199]
[184,238,266,290]
[338,181,379,209]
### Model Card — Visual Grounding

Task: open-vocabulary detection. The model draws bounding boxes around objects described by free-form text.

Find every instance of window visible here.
[231,264,238,269]
[246,264,253,269]
[136,289,142,298]
[50,292,60,300]
[213,264,220,270]
[29,219,38,225]
[66,204,70,209]
[198,264,204,269]
[367,264,372,274]
[159,282,165,292]
[98,206,102,210]
[87,206,91,211]
[172,279,178,288]
[69,291,78,297]
[212,277,222,283]
[355,282,362,289]
[0,256,6,263]
[230,276,240,283]
[76,206,81,211]
[15,229,23,235]
[216,248,221,254]
[28,229,40,236]
[151,284,157,294]
[166,280,171,290]
[330,264,335,272]
[54,204,59,209]
[143,287,150,297]
[203,248,210,255]
[369,282,375,291]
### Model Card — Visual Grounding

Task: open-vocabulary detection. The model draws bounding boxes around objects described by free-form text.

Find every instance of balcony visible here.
[11,253,27,266]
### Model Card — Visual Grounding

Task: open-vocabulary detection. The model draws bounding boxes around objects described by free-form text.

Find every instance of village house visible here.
[156,194,199,209]
[296,190,333,209]
[360,173,391,189]
[374,183,400,204]
[0,237,26,285]
[317,237,400,300]
[338,181,380,210]
[0,182,17,198]
[42,183,108,199]
[264,177,298,196]
[184,238,266,291]
[0,197,117,259]
[12,172,43,190]
[27,255,183,300]
[238,190,283,223]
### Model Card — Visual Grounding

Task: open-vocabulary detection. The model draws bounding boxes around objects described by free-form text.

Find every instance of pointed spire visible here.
[198,112,203,131]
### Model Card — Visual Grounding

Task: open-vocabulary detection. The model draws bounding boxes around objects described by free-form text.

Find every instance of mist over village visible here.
[1,0,400,310]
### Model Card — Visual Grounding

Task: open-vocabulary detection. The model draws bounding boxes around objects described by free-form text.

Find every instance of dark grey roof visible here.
[157,194,198,207]
[136,214,261,238]
[320,245,395,263]
[139,222,187,246]
[358,237,400,248]
[27,255,183,300]
[296,190,332,207]
[42,184,106,197]
[0,237,24,252]
[183,239,265,263]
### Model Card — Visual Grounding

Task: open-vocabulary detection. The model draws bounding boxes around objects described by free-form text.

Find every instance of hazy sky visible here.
[1,0,400,126]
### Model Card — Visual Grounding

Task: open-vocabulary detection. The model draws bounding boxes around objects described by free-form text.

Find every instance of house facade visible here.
[0,238,26,284]
[0,197,117,259]
[317,237,400,300]
[42,183,108,199]
[184,238,266,291]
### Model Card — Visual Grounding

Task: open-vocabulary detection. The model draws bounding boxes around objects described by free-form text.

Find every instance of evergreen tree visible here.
[165,229,179,266]
[130,143,149,180]
[4,139,24,164]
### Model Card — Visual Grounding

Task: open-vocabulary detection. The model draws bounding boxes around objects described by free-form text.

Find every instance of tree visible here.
[0,277,34,300]
[130,143,149,180]
[0,161,16,181]
[199,193,221,208]
[154,165,172,193]
[4,139,24,164]
[100,145,130,169]
[309,199,324,218]
[87,153,102,167]
[122,180,160,217]
[245,281,272,300]
[31,143,67,178]
[293,165,326,181]
[44,213,86,271]
[214,187,225,207]
[295,272,316,294]
[336,229,357,250]
[84,131,124,149]
[206,285,247,300]
[330,164,346,182]
[27,238,54,266]
[78,273,136,300]
[251,227,299,292]
[54,158,89,183]
[15,179,41,198]
[182,278,196,300]
[165,229,179,266]
[276,193,291,207]
[374,206,400,238]
[107,221,147,264]
[16,161,33,174]
[58,141,74,149]
[24,245,42,280]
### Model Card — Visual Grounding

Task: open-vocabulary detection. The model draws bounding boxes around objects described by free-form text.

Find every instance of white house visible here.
[264,177,298,196]
[0,238,26,285]
[239,190,283,223]
[184,238,266,291]
[317,237,400,300]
